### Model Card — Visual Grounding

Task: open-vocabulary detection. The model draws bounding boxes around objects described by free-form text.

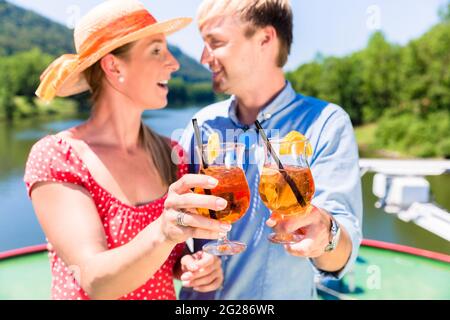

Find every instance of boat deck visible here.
[1,242,449,300]
[318,242,450,300]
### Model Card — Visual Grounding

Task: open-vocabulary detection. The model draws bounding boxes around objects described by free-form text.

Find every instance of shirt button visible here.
[264,113,272,120]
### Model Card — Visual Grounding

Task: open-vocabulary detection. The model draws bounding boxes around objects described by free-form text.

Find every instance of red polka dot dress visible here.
[24,135,188,300]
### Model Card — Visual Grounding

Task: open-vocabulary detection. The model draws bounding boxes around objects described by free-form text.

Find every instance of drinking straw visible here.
[192,119,208,169]
[192,119,218,219]
[254,120,306,207]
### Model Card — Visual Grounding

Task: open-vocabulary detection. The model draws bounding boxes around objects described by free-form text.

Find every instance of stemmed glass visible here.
[258,138,315,244]
[194,142,251,255]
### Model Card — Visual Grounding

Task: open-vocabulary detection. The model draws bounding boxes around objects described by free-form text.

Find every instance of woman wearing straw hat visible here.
[23,0,229,300]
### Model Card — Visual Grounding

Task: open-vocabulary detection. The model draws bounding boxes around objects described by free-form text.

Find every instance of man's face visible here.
[199,15,260,95]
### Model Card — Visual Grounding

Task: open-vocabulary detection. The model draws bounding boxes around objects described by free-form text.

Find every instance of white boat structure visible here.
[359,158,450,242]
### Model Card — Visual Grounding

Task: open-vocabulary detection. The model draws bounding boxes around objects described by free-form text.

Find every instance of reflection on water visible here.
[0,109,449,254]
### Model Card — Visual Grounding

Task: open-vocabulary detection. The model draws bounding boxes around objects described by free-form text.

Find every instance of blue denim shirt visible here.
[178,82,363,300]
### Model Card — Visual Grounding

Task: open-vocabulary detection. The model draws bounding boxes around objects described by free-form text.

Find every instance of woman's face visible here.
[119,34,180,109]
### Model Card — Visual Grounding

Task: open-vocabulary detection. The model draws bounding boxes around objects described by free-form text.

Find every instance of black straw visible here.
[192,119,217,219]
[254,120,306,207]
[192,119,208,169]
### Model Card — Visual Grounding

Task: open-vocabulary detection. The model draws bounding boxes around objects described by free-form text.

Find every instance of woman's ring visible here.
[176,211,188,227]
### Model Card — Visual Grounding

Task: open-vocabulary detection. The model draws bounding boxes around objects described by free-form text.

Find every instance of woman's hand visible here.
[180,250,223,292]
[159,174,232,244]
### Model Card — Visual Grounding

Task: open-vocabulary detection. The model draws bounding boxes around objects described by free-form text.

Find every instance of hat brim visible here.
[57,17,192,98]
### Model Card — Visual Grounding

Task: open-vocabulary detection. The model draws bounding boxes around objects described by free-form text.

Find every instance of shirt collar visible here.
[228,81,298,129]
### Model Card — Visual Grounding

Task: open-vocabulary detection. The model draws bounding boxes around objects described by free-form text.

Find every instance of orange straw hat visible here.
[36,0,192,102]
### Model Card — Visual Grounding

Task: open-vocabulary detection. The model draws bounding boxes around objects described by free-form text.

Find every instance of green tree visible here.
[360,32,402,122]
[287,61,323,98]
[318,55,365,125]
[438,1,450,22]
[0,0,74,56]
[288,53,365,125]
[167,78,188,105]
[0,48,53,118]
[375,109,450,158]
[188,82,216,104]
[399,23,450,115]
[7,48,53,96]
[0,86,14,120]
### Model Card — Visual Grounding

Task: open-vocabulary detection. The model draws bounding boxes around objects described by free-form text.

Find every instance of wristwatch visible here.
[324,215,341,252]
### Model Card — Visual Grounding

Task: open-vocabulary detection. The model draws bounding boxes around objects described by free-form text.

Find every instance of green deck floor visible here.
[1,246,449,300]
[319,246,450,300]
[0,251,51,300]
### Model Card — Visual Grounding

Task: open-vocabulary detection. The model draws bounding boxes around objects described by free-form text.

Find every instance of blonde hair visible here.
[197,0,293,67]
[83,43,178,188]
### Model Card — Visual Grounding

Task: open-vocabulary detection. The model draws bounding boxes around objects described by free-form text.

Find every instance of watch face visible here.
[330,218,338,234]
[325,217,340,252]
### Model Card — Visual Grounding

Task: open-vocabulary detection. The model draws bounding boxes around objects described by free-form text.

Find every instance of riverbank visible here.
[354,123,449,159]
[0,95,219,122]
[1,108,446,161]
[0,96,79,121]
[355,123,404,159]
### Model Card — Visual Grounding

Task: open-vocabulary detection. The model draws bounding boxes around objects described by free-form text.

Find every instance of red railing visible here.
[1,240,449,264]
[361,239,450,263]
[0,243,47,260]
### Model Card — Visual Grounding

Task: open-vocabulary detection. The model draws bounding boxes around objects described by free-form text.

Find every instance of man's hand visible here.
[266,205,352,272]
[180,250,223,292]
[266,205,332,258]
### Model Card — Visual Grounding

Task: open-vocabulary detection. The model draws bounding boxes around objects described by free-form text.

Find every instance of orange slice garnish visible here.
[279,131,313,157]
[207,132,220,163]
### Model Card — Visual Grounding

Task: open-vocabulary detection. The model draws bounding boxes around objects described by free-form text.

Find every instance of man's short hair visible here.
[197,0,293,67]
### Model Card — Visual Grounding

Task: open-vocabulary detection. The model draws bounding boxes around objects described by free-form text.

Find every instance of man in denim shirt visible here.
[178,0,362,299]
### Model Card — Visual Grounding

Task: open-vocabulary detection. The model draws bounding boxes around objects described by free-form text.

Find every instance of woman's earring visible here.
[118,76,125,83]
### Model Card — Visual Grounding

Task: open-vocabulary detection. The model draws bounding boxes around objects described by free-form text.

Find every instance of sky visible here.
[9,0,448,71]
